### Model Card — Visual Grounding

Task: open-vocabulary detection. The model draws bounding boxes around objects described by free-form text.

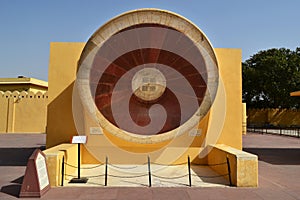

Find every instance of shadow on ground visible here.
[0,175,24,198]
[1,184,21,198]
[243,148,300,165]
[0,146,45,166]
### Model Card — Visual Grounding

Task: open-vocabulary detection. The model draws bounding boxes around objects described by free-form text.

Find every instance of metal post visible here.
[69,142,88,183]
[188,156,192,187]
[226,156,232,186]
[148,156,152,187]
[61,156,65,186]
[78,143,80,179]
[280,127,282,135]
[105,156,108,186]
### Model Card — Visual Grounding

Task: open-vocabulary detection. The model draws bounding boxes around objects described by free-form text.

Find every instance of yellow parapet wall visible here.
[208,144,258,187]
[0,90,48,133]
[43,144,78,186]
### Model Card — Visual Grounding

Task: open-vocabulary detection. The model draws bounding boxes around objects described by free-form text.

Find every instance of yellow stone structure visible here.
[45,9,258,187]
[0,77,48,133]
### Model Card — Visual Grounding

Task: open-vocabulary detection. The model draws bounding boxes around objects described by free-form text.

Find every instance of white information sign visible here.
[71,136,87,144]
[35,153,49,190]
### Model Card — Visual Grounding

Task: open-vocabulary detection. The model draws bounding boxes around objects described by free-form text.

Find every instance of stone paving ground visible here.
[0,133,300,199]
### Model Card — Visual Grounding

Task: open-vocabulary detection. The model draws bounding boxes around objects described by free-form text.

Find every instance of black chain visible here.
[108,173,149,179]
[192,173,229,178]
[152,174,188,179]
[108,163,147,169]
[191,162,227,167]
[150,162,187,166]
[64,162,104,169]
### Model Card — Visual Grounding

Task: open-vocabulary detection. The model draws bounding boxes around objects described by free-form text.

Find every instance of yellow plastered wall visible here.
[0,91,48,133]
[247,108,300,127]
[46,42,85,147]
[46,43,243,163]
[214,48,242,149]
[0,91,8,132]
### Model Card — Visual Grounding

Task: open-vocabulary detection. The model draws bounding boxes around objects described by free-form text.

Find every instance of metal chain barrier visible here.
[150,162,187,166]
[108,174,149,179]
[64,162,104,169]
[191,162,227,167]
[60,155,232,187]
[191,174,229,178]
[61,158,105,186]
[152,174,189,179]
[108,162,147,170]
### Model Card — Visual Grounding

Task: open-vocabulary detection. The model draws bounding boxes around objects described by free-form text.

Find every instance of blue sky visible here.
[0,0,299,81]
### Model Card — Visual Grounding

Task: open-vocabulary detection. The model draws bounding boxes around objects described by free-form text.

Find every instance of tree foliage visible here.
[242,48,300,108]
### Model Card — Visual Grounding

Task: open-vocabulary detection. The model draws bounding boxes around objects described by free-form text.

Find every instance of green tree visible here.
[243,48,300,108]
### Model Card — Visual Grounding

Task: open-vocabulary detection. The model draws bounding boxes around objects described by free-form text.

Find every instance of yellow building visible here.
[0,77,48,133]
[0,77,48,93]
[45,8,258,187]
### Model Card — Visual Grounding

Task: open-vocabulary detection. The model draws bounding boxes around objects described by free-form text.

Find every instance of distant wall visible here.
[247,108,300,127]
[0,90,48,133]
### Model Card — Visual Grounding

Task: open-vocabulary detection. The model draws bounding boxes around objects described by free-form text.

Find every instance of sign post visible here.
[69,136,88,183]
[19,149,50,198]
